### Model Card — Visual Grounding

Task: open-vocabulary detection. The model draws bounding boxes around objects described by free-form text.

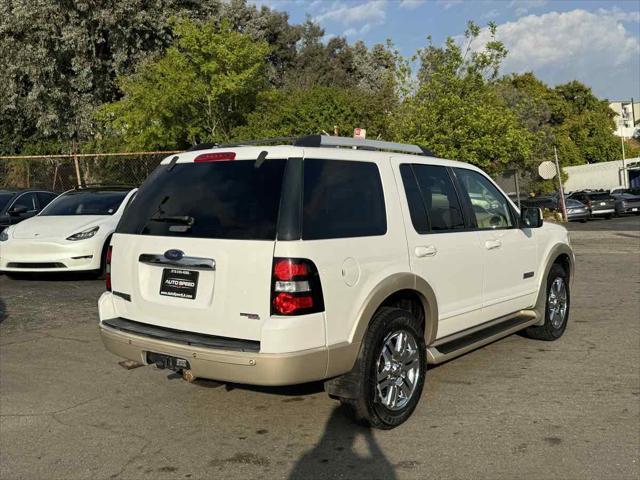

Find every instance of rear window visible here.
[589,192,611,200]
[117,160,286,240]
[40,190,127,216]
[302,159,386,239]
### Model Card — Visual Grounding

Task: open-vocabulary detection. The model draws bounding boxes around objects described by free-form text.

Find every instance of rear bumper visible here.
[99,324,329,386]
[590,208,614,216]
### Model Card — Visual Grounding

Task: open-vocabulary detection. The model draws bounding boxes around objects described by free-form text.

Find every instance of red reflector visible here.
[194,152,236,162]
[274,259,308,281]
[273,293,313,315]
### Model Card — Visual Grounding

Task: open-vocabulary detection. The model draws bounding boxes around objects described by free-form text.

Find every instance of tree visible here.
[98,19,269,149]
[233,87,390,140]
[391,22,533,174]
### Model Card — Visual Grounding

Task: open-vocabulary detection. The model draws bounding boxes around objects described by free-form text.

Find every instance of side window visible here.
[11,192,37,211]
[37,192,57,209]
[455,168,514,229]
[303,159,386,239]
[399,164,429,233]
[411,164,466,231]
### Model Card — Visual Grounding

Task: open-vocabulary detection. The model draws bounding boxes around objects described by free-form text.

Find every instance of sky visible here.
[251,0,640,100]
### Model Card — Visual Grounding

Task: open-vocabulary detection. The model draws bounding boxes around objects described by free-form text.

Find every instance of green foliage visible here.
[99,19,269,149]
[234,87,390,140]
[393,22,533,174]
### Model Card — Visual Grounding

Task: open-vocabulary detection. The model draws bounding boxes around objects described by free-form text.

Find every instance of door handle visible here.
[485,240,502,250]
[415,245,437,258]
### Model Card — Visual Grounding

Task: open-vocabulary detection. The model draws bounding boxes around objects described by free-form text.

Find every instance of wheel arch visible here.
[325,273,438,378]
[532,243,574,325]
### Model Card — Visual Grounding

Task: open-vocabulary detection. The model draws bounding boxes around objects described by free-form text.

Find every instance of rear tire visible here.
[525,264,569,341]
[337,307,426,429]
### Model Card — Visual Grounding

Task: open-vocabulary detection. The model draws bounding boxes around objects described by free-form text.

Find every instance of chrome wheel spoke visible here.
[375,329,421,411]
[548,277,568,329]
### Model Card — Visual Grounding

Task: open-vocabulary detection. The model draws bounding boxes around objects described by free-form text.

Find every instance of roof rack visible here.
[187,135,434,156]
[73,184,136,190]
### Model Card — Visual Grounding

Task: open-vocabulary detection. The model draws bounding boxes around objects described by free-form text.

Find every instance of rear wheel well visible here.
[379,289,425,333]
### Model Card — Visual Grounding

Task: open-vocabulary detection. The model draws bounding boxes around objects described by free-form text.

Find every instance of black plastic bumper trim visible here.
[102,317,260,352]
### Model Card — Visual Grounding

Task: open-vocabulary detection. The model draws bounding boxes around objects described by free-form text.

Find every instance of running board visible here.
[427,311,538,365]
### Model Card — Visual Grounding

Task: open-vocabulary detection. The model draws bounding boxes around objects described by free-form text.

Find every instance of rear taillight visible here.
[105,246,112,291]
[271,258,324,316]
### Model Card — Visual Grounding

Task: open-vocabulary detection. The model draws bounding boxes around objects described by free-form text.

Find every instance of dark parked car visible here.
[564,199,590,222]
[521,196,558,210]
[0,189,58,231]
[610,188,640,215]
[567,191,616,219]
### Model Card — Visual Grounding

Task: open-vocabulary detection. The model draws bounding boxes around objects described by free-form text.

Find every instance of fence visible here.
[0,151,179,191]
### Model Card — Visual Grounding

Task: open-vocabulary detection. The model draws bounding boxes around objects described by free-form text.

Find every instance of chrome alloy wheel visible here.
[375,330,420,411]
[548,277,568,329]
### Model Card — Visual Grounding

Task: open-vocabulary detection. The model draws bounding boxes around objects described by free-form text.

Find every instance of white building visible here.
[563,158,640,192]
[609,100,639,138]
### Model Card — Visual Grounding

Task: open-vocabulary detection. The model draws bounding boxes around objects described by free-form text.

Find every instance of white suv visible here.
[98,136,574,429]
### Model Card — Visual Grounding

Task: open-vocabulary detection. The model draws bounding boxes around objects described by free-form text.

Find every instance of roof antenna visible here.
[255,150,268,168]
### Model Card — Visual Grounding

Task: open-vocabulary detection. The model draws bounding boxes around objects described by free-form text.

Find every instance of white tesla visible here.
[0,186,137,274]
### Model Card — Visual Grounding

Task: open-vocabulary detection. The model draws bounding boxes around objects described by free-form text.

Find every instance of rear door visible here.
[392,160,485,339]
[109,156,288,341]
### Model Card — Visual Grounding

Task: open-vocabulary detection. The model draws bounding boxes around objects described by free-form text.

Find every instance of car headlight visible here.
[66,226,99,241]
[0,228,9,242]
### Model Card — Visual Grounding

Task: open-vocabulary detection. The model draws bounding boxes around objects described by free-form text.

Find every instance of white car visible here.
[98,136,573,429]
[0,186,137,273]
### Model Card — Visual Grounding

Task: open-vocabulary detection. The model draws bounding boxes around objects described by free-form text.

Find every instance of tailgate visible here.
[110,234,274,340]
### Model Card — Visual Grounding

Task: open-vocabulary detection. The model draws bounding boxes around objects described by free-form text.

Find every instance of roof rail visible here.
[186,135,434,156]
[294,135,433,156]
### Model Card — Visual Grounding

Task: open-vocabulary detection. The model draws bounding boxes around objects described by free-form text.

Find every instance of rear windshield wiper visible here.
[148,215,194,225]
[141,215,195,233]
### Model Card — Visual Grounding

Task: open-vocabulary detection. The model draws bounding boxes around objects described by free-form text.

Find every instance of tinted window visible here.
[455,168,513,229]
[0,193,14,211]
[588,192,611,201]
[40,190,128,216]
[37,192,57,208]
[11,192,37,211]
[117,160,286,240]
[411,164,465,231]
[400,164,429,233]
[303,159,386,239]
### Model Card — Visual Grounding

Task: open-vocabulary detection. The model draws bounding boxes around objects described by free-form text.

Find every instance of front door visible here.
[453,168,538,320]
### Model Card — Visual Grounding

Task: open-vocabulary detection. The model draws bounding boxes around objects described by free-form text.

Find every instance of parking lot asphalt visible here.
[1,216,639,480]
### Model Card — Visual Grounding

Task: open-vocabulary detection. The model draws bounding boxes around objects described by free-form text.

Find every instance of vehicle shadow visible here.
[3,271,99,282]
[0,297,6,324]
[288,407,397,480]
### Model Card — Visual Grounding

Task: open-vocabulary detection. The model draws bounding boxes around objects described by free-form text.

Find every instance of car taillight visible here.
[271,258,324,316]
[106,246,112,291]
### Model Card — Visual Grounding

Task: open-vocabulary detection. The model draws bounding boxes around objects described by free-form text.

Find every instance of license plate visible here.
[160,268,199,299]
[633,208,638,212]
[600,202,606,206]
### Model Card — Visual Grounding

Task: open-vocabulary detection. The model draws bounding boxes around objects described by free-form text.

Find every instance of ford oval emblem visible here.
[164,249,184,261]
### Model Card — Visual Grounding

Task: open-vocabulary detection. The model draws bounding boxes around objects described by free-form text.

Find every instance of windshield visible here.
[0,193,14,211]
[117,159,286,240]
[40,190,128,216]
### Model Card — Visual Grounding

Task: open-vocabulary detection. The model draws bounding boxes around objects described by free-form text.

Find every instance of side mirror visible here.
[520,207,543,228]
[8,206,28,216]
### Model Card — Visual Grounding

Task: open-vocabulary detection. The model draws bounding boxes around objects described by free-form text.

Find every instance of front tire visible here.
[338,307,426,429]
[525,264,570,341]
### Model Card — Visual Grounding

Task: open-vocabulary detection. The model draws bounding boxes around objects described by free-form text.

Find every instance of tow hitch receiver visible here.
[147,352,190,371]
